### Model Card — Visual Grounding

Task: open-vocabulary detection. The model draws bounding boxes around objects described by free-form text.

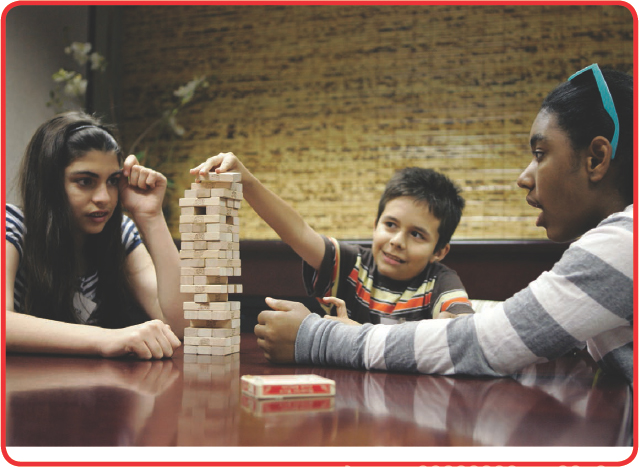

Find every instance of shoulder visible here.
[6,204,25,225]
[6,204,25,257]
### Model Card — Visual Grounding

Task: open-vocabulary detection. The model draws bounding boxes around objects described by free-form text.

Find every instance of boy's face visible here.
[372,196,449,282]
[518,110,601,243]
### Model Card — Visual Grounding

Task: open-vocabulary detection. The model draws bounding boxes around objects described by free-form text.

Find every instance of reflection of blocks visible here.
[179,172,242,358]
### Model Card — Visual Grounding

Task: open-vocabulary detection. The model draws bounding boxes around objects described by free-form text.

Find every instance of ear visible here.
[586,136,613,183]
[430,243,450,263]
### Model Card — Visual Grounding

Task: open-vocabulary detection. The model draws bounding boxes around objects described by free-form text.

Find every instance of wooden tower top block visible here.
[196,172,242,183]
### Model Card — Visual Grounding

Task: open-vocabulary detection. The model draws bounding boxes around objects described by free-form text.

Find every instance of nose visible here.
[389,230,405,249]
[517,160,536,191]
[92,182,111,206]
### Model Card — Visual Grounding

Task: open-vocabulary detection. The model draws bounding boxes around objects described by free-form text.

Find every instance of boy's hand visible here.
[119,155,167,220]
[190,152,249,180]
[321,297,361,326]
[254,297,310,364]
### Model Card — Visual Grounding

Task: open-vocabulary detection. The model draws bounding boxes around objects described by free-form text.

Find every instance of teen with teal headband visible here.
[253,65,634,386]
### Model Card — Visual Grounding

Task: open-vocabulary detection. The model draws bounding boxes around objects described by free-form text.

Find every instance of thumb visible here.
[265,297,294,312]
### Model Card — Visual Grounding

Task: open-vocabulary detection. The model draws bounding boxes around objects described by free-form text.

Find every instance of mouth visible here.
[87,210,109,220]
[382,251,405,265]
[526,197,542,209]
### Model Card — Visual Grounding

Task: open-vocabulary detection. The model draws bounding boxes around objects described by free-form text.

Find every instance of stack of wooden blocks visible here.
[179,172,243,358]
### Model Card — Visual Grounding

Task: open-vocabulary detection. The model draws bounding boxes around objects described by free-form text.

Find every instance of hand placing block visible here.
[179,171,243,358]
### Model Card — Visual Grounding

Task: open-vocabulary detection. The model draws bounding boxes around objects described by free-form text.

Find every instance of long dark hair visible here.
[541,67,633,205]
[18,111,146,328]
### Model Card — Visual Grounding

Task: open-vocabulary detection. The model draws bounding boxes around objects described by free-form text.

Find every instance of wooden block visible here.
[196,172,242,183]
[180,249,232,259]
[181,267,234,276]
[181,232,233,242]
[188,318,241,330]
[202,258,241,268]
[195,344,239,356]
[205,206,239,217]
[206,241,239,251]
[183,188,211,198]
[180,258,206,268]
[180,275,194,285]
[206,224,239,233]
[195,181,242,192]
[180,206,207,215]
[180,284,232,294]
[194,293,228,303]
[193,275,228,285]
[186,327,235,338]
[184,301,240,311]
[192,309,240,320]
[179,223,207,233]
[184,336,234,347]
[179,215,226,224]
[179,197,226,207]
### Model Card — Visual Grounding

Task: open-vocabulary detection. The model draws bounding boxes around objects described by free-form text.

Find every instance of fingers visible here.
[321,296,347,318]
[127,163,167,190]
[190,152,237,178]
[122,154,139,177]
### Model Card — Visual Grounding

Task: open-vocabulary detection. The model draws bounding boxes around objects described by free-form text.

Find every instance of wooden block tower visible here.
[179,172,243,357]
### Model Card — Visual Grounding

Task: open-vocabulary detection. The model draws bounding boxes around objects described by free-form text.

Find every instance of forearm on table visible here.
[133,214,189,333]
[242,172,324,269]
[6,310,104,355]
[295,313,504,377]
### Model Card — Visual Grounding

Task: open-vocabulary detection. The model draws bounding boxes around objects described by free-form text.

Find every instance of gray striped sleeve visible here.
[384,323,419,372]
[447,316,501,376]
[553,245,633,321]
[504,288,581,360]
[296,313,372,369]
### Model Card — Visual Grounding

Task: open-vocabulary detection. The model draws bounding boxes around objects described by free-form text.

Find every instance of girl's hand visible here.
[98,320,181,360]
[321,297,361,326]
[190,152,248,180]
[119,155,167,220]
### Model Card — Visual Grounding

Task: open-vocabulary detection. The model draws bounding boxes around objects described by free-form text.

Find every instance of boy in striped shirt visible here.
[191,157,472,325]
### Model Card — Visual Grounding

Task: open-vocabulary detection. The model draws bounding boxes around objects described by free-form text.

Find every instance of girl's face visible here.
[517,110,601,242]
[64,150,122,238]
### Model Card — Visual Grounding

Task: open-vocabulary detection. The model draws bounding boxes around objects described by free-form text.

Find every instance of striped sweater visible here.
[296,206,634,384]
[303,236,473,324]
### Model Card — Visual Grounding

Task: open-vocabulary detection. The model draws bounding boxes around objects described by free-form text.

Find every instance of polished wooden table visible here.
[4,333,632,447]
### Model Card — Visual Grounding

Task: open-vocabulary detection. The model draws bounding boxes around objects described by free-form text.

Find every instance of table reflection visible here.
[5,336,631,447]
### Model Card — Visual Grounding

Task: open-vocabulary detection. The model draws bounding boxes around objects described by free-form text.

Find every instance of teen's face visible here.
[517,110,597,242]
[64,150,121,236]
[372,196,448,282]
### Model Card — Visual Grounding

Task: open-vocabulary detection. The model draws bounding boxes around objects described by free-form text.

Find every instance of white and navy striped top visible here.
[295,206,634,385]
[5,204,142,323]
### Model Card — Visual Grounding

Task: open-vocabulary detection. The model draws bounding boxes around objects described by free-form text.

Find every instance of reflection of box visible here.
[240,374,336,399]
[241,393,335,416]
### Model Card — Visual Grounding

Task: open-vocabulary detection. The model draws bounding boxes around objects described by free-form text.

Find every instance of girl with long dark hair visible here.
[6,111,187,359]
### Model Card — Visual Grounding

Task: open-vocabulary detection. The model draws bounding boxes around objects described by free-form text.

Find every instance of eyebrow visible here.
[530,133,545,148]
[69,169,123,178]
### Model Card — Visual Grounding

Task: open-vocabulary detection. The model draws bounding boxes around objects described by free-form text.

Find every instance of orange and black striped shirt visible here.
[303,236,473,324]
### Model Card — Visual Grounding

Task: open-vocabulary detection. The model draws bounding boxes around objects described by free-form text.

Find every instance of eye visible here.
[107,174,121,186]
[76,177,94,187]
[384,221,396,229]
[533,150,544,161]
[411,230,425,240]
